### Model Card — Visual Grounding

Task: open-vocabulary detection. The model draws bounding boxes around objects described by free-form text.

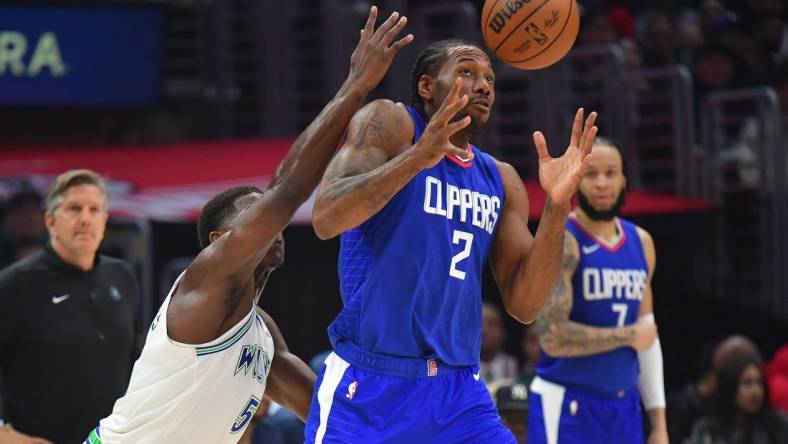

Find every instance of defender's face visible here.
[230,193,285,270]
[578,145,627,212]
[433,46,495,132]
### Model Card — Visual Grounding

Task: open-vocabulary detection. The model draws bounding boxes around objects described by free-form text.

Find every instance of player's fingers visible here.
[571,154,592,182]
[388,33,414,53]
[381,15,408,47]
[580,125,598,156]
[434,78,464,123]
[361,5,377,40]
[533,131,550,161]
[445,115,472,136]
[372,11,400,43]
[569,108,583,148]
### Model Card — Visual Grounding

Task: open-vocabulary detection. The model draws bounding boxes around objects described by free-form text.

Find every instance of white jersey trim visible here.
[315,353,350,444]
[531,376,565,444]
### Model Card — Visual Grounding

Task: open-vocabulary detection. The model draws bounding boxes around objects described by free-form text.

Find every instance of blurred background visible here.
[0,0,787,440]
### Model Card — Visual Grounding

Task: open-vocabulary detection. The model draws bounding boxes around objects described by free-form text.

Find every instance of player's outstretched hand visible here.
[631,321,658,351]
[348,6,414,93]
[533,108,597,208]
[411,77,473,169]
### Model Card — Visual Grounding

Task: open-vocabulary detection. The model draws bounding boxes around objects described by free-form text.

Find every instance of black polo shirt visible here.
[0,245,143,444]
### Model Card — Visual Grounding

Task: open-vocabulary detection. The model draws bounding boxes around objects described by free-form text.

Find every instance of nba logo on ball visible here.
[427,360,438,376]
[481,0,580,69]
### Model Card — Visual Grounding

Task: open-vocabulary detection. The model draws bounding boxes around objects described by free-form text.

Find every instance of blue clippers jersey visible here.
[536,216,647,395]
[327,106,505,367]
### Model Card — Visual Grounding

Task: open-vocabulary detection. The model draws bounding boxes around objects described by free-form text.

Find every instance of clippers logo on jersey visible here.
[234,345,271,383]
[423,176,501,234]
[582,268,647,301]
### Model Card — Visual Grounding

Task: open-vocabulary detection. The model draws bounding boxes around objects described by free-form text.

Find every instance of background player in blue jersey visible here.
[306,38,598,443]
[529,138,667,444]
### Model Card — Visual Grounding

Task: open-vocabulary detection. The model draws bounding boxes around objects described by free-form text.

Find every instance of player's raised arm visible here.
[489,109,596,323]
[171,7,413,343]
[312,77,472,239]
[534,233,657,357]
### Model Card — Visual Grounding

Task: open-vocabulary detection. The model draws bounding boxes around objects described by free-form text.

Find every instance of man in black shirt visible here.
[0,169,143,444]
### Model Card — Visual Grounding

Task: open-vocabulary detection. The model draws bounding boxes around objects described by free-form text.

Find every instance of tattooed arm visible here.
[535,233,657,357]
[313,78,473,239]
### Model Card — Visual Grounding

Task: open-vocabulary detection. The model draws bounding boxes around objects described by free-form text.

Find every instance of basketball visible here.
[481,0,580,70]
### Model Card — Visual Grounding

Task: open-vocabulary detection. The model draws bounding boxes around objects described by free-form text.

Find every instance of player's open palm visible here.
[413,77,473,169]
[348,6,414,93]
[534,108,597,207]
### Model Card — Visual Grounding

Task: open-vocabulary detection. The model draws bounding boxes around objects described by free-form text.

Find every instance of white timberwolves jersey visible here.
[98,273,275,443]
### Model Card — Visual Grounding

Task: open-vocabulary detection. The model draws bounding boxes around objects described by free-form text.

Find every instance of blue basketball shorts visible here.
[527,376,643,444]
[304,352,516,443]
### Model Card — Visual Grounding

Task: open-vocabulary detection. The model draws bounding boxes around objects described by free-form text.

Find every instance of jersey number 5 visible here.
[450,230,474,280]
[230,395,260,434]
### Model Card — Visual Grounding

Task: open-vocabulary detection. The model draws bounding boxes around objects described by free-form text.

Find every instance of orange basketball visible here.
[481,0,580,70]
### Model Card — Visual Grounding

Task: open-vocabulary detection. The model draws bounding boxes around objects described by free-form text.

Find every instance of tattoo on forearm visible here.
[536,236,634,356]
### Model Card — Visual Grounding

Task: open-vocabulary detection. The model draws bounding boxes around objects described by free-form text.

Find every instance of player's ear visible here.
[418,74,435,103]
[209,230,224,244]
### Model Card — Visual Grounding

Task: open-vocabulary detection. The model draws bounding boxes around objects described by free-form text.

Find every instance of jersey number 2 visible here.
[450,230,474,280]
[230,395,260,434]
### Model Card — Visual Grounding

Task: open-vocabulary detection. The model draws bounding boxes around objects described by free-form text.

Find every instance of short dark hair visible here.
[593,136,629,183]
[197,186,262,249]
[410,39,478,116]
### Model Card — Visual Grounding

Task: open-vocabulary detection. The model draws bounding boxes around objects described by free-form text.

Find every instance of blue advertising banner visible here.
[0,6,162,106]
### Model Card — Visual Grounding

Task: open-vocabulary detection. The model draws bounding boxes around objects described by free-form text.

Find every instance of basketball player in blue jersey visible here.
[88,8,414,443]
[305,39,598,443]
[528,139,667,444]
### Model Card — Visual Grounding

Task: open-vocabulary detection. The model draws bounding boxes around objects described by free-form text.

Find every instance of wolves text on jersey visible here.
[582,268,647,301]
[422,176,501,235]
[234,344,271,384]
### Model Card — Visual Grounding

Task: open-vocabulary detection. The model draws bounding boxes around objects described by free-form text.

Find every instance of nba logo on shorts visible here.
[346,381,358,400]
[427,360,438,377]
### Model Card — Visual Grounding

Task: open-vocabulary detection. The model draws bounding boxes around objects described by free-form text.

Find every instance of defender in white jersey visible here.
[87,8,414,443]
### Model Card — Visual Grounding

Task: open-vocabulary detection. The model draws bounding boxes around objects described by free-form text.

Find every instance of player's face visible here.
[232,193,285,270]
[46,184,108,259]
[577,145,626,219]
[736,364,764,415]
[434,46,495,133]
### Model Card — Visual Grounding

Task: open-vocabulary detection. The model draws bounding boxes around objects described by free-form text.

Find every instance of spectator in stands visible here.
[494,380,529,444]
[690,350,788,444]
[667,342,717,444]
[480,302,519,385]
[0,169,143,444]
[519,323,540,384]
[766,343,788,413]
[0,190,46,269]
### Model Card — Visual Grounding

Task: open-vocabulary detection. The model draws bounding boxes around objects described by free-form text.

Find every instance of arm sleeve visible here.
[637,312,666,409]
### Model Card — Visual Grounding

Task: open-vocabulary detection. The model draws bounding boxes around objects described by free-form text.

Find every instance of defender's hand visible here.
[534,108,597,208]
[411,77,473,169]
[348,6,414,93]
